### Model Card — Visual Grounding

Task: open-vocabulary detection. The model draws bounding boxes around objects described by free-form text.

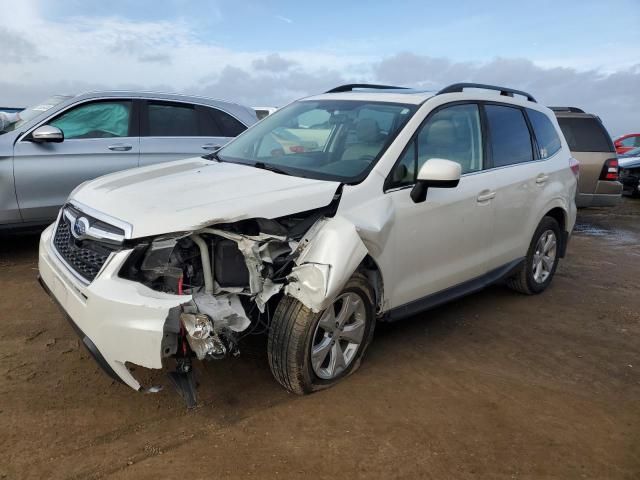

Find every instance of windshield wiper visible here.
[202,151,223,161]
[202,155,294,176]
[252,162,293,176]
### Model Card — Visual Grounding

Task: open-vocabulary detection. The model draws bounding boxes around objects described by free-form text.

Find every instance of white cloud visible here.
[275,15,293,24]
[0,1,637,136]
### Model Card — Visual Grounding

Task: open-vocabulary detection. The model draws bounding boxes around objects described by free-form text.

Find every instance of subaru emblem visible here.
[72,216,90,239]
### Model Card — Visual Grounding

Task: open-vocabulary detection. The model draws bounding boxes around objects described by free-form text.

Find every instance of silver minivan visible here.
[0,91,257,228]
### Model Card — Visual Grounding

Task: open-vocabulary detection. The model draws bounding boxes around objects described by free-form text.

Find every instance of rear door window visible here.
[556,117,614,152]
[527,109,562,158]
[207,108,247,137]
[50,101,132,139]
[147,101,199,137]
[485,105,534,167]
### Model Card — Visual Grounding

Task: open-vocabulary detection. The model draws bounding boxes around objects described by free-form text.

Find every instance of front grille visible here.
[53,214,119,282]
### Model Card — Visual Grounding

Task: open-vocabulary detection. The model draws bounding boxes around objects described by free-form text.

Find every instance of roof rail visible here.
[548,106,585,113]
[325,83,408,93]
[437,83,537,103]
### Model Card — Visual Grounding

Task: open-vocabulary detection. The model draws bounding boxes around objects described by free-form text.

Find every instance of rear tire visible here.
[268,272,376,395]
[507,216,561,295]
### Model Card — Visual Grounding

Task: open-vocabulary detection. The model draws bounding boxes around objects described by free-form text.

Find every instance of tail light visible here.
[569,157,580,177]
[599,158,619,181]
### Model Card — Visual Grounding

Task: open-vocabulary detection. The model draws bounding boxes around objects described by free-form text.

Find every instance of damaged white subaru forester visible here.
[39,83,578,406]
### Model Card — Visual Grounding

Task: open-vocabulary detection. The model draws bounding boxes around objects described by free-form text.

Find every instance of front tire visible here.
[268,272,376,395]
[507,216,561,295]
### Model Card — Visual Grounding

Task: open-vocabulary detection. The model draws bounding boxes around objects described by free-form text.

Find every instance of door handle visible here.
[201,143,222,151]
[536,174,549,184]
[476,190,496,203]
[108,144,132,151]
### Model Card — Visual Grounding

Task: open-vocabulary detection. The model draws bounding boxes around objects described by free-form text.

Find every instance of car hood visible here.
[71,157,341,238]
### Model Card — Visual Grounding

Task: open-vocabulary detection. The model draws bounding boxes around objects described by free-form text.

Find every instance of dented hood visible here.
[71,157,340,238]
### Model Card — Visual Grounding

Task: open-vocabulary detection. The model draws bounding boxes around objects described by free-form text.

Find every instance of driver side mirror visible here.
[31,125,64,143]
[410,158,461,203]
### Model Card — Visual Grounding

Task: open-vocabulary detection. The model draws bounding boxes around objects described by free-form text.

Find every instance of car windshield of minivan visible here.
[0,95,72,134]
[217,100,417,182]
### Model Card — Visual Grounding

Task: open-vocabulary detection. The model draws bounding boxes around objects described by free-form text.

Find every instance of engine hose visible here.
[190,234,214,294]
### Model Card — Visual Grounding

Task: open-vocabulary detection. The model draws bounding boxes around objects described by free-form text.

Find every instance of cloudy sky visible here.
[1,0,638,135]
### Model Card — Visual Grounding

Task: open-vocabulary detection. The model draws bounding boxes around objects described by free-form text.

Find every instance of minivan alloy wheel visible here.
[532,230,557,284]
[311,292,367,380]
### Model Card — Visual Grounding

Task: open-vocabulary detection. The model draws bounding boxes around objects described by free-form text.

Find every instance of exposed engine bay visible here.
[115,189,371,406]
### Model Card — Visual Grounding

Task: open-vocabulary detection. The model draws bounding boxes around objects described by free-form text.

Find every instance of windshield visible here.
[218,99,417,182]
[0,95,72,134]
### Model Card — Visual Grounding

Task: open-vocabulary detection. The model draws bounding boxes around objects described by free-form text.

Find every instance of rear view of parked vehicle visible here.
[0,92,257,229]
[551,107,621,207]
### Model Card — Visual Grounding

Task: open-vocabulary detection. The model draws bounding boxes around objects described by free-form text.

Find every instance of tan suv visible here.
[552,107,621,207]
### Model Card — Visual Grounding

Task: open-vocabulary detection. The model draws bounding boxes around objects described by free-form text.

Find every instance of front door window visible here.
[50,101,132,139]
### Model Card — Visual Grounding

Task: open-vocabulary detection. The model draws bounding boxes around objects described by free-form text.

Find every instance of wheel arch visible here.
[284,215,368,312]
[357,254,385,315]
[540,204,569,258]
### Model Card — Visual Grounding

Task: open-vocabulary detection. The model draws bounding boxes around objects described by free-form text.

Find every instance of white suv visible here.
[38,83,577,406]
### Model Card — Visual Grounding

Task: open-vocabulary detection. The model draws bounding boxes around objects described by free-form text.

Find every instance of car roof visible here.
[305,89,436,105]
[303,83,545,110]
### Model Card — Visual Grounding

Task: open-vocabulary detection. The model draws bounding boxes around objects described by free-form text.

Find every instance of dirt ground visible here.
[1,199,639,480]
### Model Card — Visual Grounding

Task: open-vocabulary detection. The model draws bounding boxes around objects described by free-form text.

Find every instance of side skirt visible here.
[384,258,525,322]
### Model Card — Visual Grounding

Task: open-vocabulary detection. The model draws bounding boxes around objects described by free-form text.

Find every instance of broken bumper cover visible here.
[38,224,188,390]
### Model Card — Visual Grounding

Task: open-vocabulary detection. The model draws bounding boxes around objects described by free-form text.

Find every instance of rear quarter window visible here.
[557,117,614,153]
[527,109,562,158]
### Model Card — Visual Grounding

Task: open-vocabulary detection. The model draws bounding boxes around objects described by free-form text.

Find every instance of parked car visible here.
[551,107,621,207]
[619,147,640,197]
[614,133,640,155]
[253,106,278,120]
[39,83,577,406]
[0,91,257,229]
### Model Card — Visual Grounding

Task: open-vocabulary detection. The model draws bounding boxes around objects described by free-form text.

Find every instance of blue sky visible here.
[41,0,639,70]
[1,0,639,134]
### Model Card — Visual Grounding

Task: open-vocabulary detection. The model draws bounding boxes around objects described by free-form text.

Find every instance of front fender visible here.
[285,216,368,312]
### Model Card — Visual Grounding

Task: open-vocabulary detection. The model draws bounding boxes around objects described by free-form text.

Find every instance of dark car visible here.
[619,147,640,197]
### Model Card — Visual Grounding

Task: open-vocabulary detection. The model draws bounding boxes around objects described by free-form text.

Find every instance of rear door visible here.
[13,99,140,222]
[138,101,247,167]
[481,103,547,269]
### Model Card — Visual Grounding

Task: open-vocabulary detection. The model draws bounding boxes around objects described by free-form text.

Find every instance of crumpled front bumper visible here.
[38,224,188,390]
